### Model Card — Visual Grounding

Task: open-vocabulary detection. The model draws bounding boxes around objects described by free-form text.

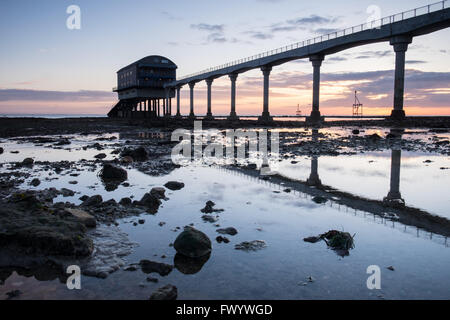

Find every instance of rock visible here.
[100,163,128,181]
[121,147,148,162]
[368,133,382,140]
[139,260,173,276]
[138,219,145,224]
[138,193,161,213]
[30,178,41,187]
[55,139,71,146]
[64,208,97,228]
[235,240,267,251]
[303,236,321,243]
[146,276,159,283]
[174,226,212,258]
[68,181,78,185]
[22,158,34,166]
[121,156,133,164]
[119,197,132,206]
[201,200,224,213]
[124,265,138,271]
[352,129,360,135]
[79,195,89,202]
[150,187,166,199]
[61,188,75,197]
[304,230,355,257]
[0,202,93,257]
[149,284,177,300]
[216,227,238,236]
[0,147,3,154]
[216,236,229,243]
[94,153,107,159]
[164,181,185,191]
[387,266,395,271]
[6,290,22,300]
[202,215,218,223]
[312,196,328,204]
[82,195,103,207]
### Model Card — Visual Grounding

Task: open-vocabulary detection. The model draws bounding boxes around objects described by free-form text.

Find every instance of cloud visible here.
[354,50,393,59]
[0,89,115,102]
[190,23,224,33]
[244,31,274,40]
[270,15,339,33]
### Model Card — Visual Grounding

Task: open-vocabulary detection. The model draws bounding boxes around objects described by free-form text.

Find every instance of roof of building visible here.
[117,55,177,73]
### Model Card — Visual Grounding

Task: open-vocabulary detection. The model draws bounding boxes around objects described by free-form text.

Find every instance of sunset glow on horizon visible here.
[0,0,449,116]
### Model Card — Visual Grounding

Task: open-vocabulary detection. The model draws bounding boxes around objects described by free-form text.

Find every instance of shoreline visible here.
[0,117,449,139]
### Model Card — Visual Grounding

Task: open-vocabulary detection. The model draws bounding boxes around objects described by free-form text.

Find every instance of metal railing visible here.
[177,0,448,81]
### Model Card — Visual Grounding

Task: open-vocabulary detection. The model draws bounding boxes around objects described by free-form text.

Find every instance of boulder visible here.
[121,156,133,164]
[22,158,34,166]
[139,260,173,276]
[94,153,107,159]
[164,181,185,191]
[100,163,128,181]
[0,147,3,155]
[138,193,161,213]
[174,226,212,258]
[216,227,238,236]
[121,147,148,162]
[64,208,96,228]
[82,195,103,207]
[30,178,41,187]
[119,197,132,206]
[150,187,166,199]
[149,284,177,300]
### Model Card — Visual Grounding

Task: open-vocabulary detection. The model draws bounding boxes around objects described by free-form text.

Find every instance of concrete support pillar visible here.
[390,35,412,120]
[164,88,169,117]
[205,78,214,120]
[169,97,172,116]
[163,95,167,116]
[189,82,196,120]
[308,54,324,122]
[176,86,181,118]
[157,99,160,117]
[259,65,273,122]
[228,73,239,121]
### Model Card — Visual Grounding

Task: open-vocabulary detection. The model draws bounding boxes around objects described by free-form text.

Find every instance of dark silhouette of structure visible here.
[108,2,450,121]
[108,55,177,118]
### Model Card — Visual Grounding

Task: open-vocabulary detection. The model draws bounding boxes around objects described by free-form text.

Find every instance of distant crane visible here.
[296,104,302,116]
[352,90,363,117]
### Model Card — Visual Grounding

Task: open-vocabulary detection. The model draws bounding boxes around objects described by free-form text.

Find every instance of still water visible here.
[0,128,449,299]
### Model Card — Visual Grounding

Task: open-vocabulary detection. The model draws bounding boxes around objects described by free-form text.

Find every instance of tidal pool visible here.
[0,128,449,300]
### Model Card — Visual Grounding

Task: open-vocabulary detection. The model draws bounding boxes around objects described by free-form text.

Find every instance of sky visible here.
[0,0,449,116]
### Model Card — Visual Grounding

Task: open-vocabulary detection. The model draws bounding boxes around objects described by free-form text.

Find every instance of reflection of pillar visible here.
[307,128,322,186]
[308,55,324,122]
[259,65,273,122]
[390,36,412,120]
[205,78,214,120]
[189,82,195,120]
[228,73,239,121]
[384,129,405,206]
[307,156,322,186]
[383,149,404,205]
